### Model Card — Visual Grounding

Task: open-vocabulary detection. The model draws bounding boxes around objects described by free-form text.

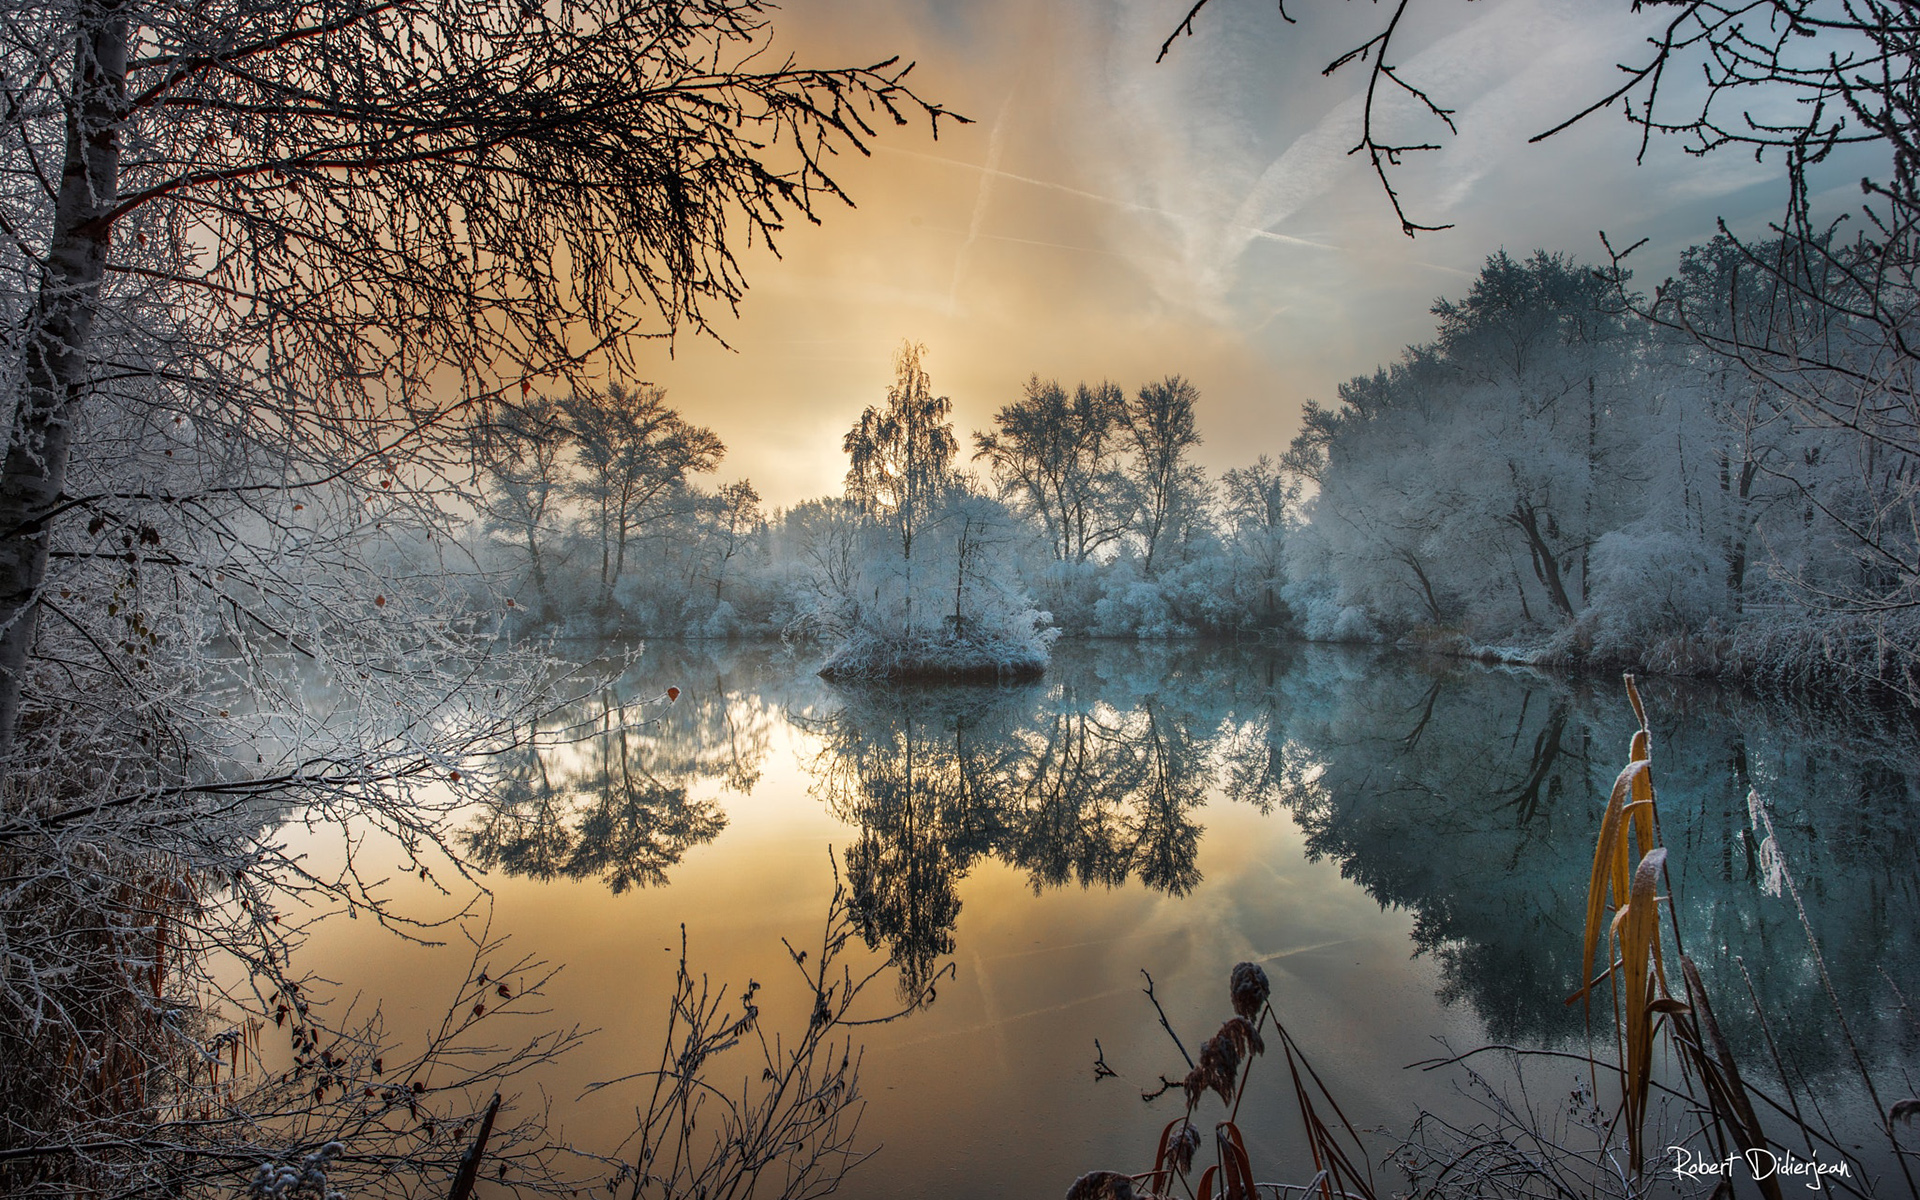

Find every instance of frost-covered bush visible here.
[688,599,741,640]
[818,609,1056,680]
[1094,575,1180,638]
[1281,532,1381,643]
[1026,558,1107,635]
[805,494,1059,679]
[1580,529,1721,660]
[1088,557,1235,637]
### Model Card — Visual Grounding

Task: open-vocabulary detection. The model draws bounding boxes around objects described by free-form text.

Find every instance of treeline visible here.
[1285,241,1920,698]
[473,237,1920,697]
[471,345,1294,646]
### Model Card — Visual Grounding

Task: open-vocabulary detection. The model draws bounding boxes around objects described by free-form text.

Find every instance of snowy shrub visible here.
[1581,529,1721,659]
[688,600,740,640]
[806,494,1060,680]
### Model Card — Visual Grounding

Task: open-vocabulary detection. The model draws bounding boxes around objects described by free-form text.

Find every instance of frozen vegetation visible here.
[472,345,1293,676]
[470,246,1920,704]
[1279,244,1920,703]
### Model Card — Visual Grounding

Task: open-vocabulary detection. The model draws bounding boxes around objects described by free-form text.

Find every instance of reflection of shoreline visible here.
[1267,649,1920,1081]
[462,641,1920,1091]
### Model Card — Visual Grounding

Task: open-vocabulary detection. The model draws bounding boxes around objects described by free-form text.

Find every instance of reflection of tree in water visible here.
[459,641,1920,1083]
[805,668,1215,997]
[463,648,774,892]
[1252,649,1920,1076]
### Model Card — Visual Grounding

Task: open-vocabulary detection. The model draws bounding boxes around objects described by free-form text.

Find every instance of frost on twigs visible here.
[580,857,940,1200]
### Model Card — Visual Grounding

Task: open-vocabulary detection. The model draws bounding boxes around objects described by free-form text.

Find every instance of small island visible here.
[811,342,1057,682]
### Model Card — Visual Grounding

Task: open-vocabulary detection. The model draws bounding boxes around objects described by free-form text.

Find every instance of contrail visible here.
[948,90,1017,314]
[880,143,1339,253]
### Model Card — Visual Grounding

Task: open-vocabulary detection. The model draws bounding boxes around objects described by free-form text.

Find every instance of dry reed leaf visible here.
[1678,955,1782,1200]
[1569,760,1649,1007]
[1215,1122,1257,1200]
[1618,846,1669,1174]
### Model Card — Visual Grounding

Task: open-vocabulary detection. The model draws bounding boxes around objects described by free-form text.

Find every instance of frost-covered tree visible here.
[844,341,961,567]
[1121,376,1213,578]
[1220,456,1300,627]
[974,376,1131,564]
[0,0,956,1188]
[564,382,725,616]
[1429,251,1645,622]
[1285,252,1657,639]
[700,480,765,607]
[1164,0,1920,697]
[476,394,574,615]
[814,345,1053,678]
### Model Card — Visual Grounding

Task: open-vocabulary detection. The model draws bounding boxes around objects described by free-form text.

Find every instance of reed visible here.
[1082,672,1918,1199]
[1069,961,1377,1200]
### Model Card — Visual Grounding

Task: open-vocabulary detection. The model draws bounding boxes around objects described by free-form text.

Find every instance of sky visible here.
[623,0,1850,508]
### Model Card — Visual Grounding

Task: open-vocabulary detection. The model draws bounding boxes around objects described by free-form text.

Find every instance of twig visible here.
[1141,969,1194,1069]
[1093,1039,1117,1081]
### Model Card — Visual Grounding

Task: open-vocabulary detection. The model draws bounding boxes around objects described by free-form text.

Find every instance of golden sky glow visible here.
[628,0,1829,507]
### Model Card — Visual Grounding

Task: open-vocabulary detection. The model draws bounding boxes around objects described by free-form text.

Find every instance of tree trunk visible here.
[0,3,128,753]
[1506,500,1577,620]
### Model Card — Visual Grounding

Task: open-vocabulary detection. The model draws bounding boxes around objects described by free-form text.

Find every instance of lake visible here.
[291,640,1920,1197]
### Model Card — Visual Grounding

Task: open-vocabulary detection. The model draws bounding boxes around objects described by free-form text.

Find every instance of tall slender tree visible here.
[1123,376,1210,578]
[843,341,960,565]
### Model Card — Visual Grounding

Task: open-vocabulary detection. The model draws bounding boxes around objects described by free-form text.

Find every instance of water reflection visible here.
[460,640,1920,1078]
[1250,651,1920,1075]
[801,673,1214,993]
[462,649,775,891]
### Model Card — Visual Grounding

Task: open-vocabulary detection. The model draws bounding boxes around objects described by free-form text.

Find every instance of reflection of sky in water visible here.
[290,641,1920,1198]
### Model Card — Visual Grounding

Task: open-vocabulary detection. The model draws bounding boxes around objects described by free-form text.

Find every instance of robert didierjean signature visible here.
[1670,1146,1852,1191]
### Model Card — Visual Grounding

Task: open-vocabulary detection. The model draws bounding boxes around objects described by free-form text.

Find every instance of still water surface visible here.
[297,641,1920,1196]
